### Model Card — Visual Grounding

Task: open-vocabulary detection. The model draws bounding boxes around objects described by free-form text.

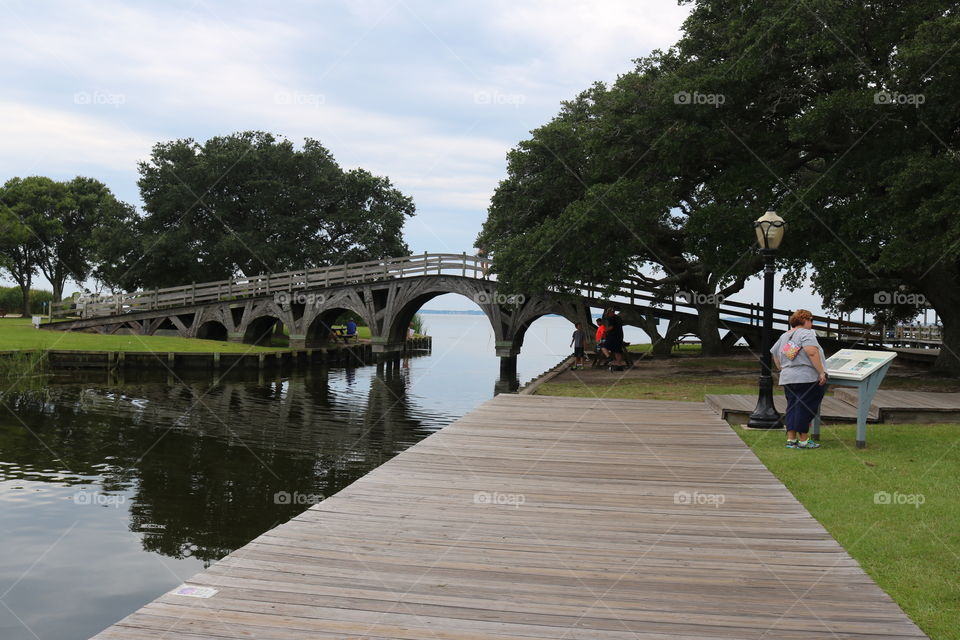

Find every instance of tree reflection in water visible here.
[0,358,441,566]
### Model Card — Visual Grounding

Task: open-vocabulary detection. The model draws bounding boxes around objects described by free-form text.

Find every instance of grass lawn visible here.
[736,424,960,640]
[0,317,281,353]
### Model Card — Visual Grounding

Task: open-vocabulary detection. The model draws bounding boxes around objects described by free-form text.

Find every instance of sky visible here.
[0,0,833,314]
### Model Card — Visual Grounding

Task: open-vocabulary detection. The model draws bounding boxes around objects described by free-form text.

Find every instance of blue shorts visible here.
[783,382,826,433]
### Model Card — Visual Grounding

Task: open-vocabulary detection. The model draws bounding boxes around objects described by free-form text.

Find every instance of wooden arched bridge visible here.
[47,253,888,369]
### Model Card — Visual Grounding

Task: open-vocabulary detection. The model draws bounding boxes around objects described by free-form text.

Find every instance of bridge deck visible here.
[92,394,925,639]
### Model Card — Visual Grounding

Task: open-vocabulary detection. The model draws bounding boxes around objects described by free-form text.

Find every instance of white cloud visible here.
[0,100,154,175]
[0,0,693,292]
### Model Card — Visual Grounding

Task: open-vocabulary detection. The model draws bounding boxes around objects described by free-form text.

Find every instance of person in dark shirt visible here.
[603,308,626,368]
[570,322,586,369]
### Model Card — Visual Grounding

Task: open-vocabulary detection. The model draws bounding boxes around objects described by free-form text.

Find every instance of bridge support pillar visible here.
[228,332,244,343]
[494,341,518,358]
[289,334,306,350]
[499,354,517,378]
[372,337,404,371]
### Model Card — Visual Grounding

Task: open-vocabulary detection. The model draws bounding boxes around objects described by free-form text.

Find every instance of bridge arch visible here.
[196,320,228,341]
[244,314,283,346]
[503,298,596,357]
[375,277,503,347]
[304,308,363,347]
[293,288,374,349]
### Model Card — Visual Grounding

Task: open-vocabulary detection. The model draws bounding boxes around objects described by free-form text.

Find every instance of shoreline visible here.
[0,337,432,372]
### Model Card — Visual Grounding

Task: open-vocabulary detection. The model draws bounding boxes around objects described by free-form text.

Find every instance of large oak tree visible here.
[125,131,415,289]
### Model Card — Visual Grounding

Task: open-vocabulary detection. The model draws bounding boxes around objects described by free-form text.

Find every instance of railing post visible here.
[462,252,466,277]
[423,251,428,276]
[191,282,196,304]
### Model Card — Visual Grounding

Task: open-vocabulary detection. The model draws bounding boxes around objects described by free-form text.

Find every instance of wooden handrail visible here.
[47,252,937,346]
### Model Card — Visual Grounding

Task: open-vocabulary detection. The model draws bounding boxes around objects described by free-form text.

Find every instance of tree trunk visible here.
[20,281,31,317]
[619,308,698,358]
[621,310,671,357]
[932,312,960,375]
[695,304,729,356]
[919,264,960,376]
[51,280,64,304]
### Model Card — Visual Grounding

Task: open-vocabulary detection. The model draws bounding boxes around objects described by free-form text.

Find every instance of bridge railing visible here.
[50,252,925,347]
[567,278,882,344]
[51,252,489,319]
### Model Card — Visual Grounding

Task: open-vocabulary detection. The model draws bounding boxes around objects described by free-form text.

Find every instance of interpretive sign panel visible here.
[825,349,897,381]
[815,349,896,448]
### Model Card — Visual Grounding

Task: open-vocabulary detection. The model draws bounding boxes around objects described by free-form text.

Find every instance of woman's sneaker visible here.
[785,440,798,449]
[797,440,821,449]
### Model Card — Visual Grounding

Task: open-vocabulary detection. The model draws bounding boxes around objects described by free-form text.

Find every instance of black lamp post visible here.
[748,211,786,429]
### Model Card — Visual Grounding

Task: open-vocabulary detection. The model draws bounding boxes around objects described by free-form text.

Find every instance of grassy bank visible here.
[539,376,771,402]
[0,317,281,353]
[737,424,960,640]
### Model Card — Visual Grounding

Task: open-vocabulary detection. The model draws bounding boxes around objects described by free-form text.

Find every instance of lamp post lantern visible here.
[748,211,786,429]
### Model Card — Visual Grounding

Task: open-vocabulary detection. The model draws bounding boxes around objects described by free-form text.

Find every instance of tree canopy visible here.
[123,131,415,289]
[479,0,960,370]
[0,176,130,313]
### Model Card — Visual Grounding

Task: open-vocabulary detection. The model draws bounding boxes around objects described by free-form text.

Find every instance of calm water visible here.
[0,313,630,640]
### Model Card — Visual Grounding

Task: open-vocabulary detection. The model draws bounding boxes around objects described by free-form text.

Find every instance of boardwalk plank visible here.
[91,395,926,639]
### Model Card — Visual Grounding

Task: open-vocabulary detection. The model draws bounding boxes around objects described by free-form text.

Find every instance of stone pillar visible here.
[372,337,404,370]
[499,354,517,378]
[228,332,244,343]
[288,334,306,350]
[495,340,518,358]
[494,376,519,394]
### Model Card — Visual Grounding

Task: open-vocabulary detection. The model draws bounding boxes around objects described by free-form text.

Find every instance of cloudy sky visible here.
[1,0,837,313]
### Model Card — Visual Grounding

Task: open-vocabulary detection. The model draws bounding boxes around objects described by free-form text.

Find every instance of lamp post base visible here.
[747,375,782,429]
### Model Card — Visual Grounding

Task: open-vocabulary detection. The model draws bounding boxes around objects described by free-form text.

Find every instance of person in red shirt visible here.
[595,318,606,363]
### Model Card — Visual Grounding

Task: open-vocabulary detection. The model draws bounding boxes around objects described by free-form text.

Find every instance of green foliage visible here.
[0,175,133,309]
[476,50,774,354]
[671,1,960,371]
[410,313,426,336]
[480,1,960,370]
[0,287,53,315]
[126,131,415,289]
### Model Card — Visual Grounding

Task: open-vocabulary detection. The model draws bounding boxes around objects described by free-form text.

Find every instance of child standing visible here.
[570,322,586,370]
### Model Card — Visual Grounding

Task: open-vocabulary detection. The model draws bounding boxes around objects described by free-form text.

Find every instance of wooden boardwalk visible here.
[93,395,926,639]
[833,388,960,423]
[707,389,960,425]
[704,393,880,424]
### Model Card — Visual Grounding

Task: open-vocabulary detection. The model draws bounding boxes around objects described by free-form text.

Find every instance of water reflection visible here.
[0,314,576,639]
[0,362,446,569]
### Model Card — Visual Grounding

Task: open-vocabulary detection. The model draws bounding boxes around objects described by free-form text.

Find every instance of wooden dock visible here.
[832,388,960,423]
[706,389,960,425]
[704,392,880,425]
[92,394,926,639]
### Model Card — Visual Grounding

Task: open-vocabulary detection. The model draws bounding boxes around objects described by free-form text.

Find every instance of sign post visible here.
[813,349,897,448]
